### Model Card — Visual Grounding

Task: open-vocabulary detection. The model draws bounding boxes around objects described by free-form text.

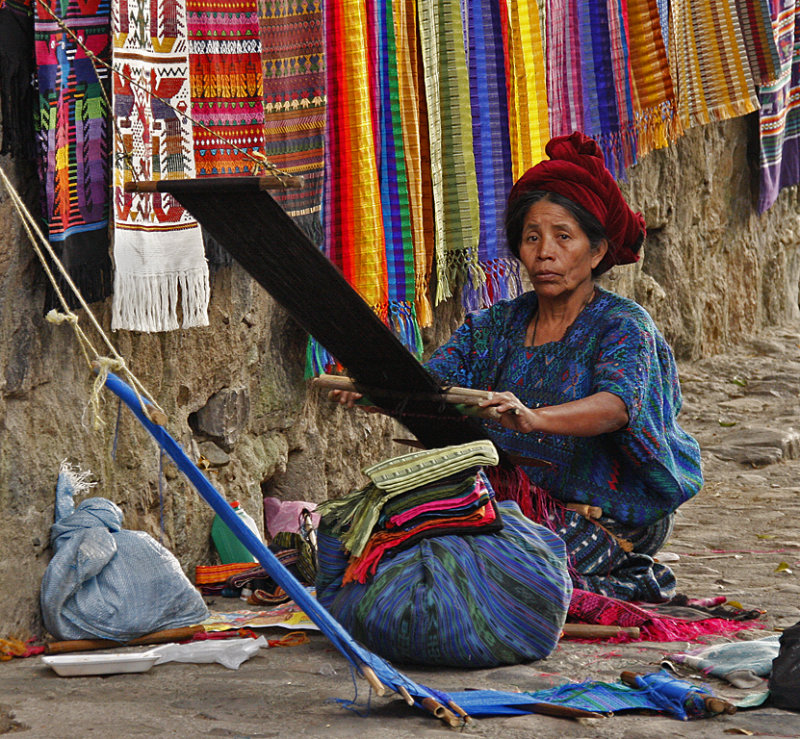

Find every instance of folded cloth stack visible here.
[316,441,502,584]
[316,442,573,668]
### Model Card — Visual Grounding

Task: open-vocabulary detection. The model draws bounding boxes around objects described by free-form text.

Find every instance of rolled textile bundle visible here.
[316,500,572,668]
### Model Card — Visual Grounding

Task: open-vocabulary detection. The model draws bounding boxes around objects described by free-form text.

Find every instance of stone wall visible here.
[1,115,799,636]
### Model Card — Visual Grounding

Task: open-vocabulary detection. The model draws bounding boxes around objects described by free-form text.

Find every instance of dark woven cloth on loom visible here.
[317,501,571,668]
[33,0,112,307]
[0,0,37,160]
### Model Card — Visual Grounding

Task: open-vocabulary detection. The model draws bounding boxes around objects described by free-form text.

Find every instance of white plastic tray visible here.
[42,651,159,677]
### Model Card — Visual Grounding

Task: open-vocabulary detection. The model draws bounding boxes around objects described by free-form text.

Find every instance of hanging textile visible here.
[33,0,112,307]
[258,0,325,245]
[735,0,784,84]
[417,0,480,304]
[500,0,549,180]
[625,0,680,158]
[605,0,638,171]
[111,0,209,331]
[575,0,630,175]
[462,0,521,311]
[545,0,583,138]
[669,0,760,128]
[757,1,800,213]
[187,0,265,177]
[393,0,435,328]
[0,0,37,160]
[376,0,422,355]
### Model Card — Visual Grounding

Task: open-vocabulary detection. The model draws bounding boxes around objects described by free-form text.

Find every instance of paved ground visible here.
[2,324,800,738]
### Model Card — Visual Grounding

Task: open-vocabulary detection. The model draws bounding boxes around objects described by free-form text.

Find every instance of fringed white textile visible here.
[111,0,209,332]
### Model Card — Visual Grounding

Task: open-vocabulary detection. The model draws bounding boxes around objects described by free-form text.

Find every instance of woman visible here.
[336,132,702,602]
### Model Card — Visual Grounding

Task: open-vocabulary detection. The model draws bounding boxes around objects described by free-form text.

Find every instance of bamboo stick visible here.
[360,664,387,696]
[619,671,737,715]
[421,697,461,728]
[397,686,414,706]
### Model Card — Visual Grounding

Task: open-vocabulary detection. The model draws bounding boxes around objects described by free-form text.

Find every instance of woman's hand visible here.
[478,390,629,436]
[328,389,383,414]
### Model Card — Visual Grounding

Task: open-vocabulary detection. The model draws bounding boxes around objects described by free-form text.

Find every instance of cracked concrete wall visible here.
[1,115,799,636]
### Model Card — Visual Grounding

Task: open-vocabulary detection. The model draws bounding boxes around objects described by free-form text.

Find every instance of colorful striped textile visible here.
[390,0,434,328]
[461,0,521,311]
[669,0,760,128]
[626,0,680,158]
[187,0,265,176]
[33,0,112,306]
[310,0,387,373]
[757,2,800,213]
[500,0,549,180]
[376,0,422,354]
[735,0,784,84]
[546,0,583,138]
[195,562,255,586]
[111,0,209,331]
[316,501,572,668]
[258,0,325,244]
[417,0,480,304]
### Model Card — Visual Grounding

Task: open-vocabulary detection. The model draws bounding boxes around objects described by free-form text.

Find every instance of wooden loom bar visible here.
[124,175,304,194]
[45,625,205,654]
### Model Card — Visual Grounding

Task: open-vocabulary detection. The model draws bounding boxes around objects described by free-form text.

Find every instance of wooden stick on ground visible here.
[421,697,461,728]
[45,625,206,654]
[359,664,387,697]
[619,671,737,716]
[561,624,640,639]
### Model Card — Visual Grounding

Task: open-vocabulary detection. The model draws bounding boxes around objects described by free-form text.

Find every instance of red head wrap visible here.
[508,132,646,275]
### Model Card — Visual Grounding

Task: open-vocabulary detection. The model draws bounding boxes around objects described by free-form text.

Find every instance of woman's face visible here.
[518,198,607,301]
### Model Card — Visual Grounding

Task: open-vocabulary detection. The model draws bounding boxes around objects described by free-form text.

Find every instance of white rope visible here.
[0,162,166,428]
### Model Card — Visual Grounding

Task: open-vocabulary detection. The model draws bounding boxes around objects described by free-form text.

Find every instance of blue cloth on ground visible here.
[670,636,781,689]
[40,463,209,641]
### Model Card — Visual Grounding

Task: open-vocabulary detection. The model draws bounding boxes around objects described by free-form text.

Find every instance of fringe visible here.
[387,300,423,359]
[111,267,210,332]
[44,255,113,312]
[461,257,523,312]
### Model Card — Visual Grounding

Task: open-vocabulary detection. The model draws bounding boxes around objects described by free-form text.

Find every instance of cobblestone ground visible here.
[2,325,800,738]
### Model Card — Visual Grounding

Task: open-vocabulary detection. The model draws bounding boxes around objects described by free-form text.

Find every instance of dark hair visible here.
[505,190,611,277]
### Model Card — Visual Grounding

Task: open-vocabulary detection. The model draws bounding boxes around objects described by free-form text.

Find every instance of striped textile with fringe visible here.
[625,0,680,158]
[111,0,209,332]
[669,0,760,128]
[757,2,800,213]
[605,0,638,171]
[33,0,112,307]
[546,0,583,137]
[417,0,480,304]
[462,0,521,311]
[187,0,265,177]
[258,0,325,245]
[376,0,422,357]
[500,0,549,180]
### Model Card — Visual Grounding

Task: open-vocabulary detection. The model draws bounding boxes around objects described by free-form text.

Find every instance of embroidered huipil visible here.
[425,288,703,527]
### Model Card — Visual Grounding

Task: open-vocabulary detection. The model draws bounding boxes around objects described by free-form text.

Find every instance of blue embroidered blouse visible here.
[425,288,703,527]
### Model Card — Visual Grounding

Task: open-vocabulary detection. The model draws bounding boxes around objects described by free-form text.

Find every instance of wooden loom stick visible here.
[124,175,304,193]
[561,624,641,639]
[397,686,415,706]
[45,624,205,654]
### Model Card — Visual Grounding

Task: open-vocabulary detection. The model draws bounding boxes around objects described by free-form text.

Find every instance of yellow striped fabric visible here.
[670,0,759,129]
[627,0,682,155]
[417,0,480,304]
[504,0,550,180]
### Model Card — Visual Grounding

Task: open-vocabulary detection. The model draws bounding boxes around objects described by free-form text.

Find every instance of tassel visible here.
[0,4,37,160]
